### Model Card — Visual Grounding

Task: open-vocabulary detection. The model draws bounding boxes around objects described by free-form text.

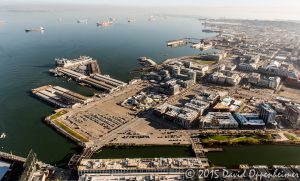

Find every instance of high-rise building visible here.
[188,70,197,83]
[170,84,180,95]
[258,103,277,124]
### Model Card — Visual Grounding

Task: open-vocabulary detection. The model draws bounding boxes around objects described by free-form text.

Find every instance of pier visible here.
[203,147,223,152]
[166,38,214,50]
[32,85,93,108]
[68,147,94,169]
[51,57,126,93]
[166,39,187,47]
[190,137,205,158]
[137,57,157,67]
[0,151,26,162]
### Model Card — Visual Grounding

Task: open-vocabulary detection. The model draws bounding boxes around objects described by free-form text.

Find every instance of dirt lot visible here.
[278,85,300,103]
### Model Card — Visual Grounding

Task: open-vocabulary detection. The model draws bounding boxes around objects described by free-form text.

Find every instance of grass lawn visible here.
[49,110,68,120]
[201,135,269,145]
[54,120,89,143]
[202,135,229,143]
[190,59,216,65]
[231,137,260,144]
[210,135,229,141]
[284,133,299,141]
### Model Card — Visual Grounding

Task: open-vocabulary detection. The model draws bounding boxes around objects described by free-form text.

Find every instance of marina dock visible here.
[0,151,26,162]
[68,148,93,169]
[32,85,93,108]
[166,39,187,47]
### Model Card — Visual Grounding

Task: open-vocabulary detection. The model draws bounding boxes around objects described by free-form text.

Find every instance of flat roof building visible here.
[154,103,198,129]
[78,158,209,178]
[200,112,238,129]
[285,104,300,128]
[234,113,266,128]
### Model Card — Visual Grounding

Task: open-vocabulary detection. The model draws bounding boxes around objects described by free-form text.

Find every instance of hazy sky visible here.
[1,0,300,20]
[2,0,300,7]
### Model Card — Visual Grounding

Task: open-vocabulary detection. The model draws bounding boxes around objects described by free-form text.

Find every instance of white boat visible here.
[97,21,113,27]
[0,133,6,139]
[25,27,45,32]
[127,17,136,23]
[148,16,155,21]
[77,19,88,24]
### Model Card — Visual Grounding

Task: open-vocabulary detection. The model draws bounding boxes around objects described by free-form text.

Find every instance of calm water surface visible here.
[207,145,300,167]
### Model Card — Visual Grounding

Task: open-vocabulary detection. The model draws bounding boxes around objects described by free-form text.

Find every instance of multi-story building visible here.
[200,112,239,129]
[248,73,261,84]
[154,103,198,129]
[184,98,210,116]
[210,71,242,86]
[234,113,266,128]
[285,104,300,128]
[196,91,220,105]
[237,54,260,71]
[249,74,281,90]
[259,61,290,77]
[258,103,277,125]
[78,158,209,180]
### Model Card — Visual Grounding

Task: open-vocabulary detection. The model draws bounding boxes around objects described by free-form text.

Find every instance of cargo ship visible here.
[97,21,113,26]
[127,17,136,23]
[25,27,45,32]
[109,17,117,22]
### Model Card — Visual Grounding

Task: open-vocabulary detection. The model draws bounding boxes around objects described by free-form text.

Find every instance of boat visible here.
[148,16,155,21]
[109,17,117,22]
[97,21,113,27]
[127,18,136,23]
[0,133,6,139]
[25,27,45,32]
[77,19,88,24]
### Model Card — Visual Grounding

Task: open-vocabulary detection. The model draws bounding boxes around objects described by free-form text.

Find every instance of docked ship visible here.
[25,27,45,32]
[77,19,88,24]
[109,17,117,22]
[97,21,113,26]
